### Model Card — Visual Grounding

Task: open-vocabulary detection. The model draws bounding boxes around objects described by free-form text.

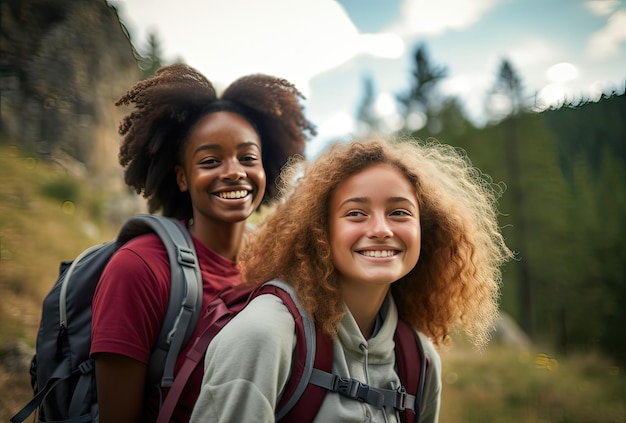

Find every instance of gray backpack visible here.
[11,214,202,423]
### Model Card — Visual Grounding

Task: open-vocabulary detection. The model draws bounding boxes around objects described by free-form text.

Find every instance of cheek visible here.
[405,227,422,263]
[189,171,212,191]
[258,169,267,192]
[329,223,358,266]
[328,222,344,259]
[252,168,267,204]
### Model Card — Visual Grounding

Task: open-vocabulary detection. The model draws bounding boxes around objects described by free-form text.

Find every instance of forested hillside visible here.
[444,94,626,366]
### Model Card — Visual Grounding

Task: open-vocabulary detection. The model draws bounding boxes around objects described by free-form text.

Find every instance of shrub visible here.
[40,177,81,204]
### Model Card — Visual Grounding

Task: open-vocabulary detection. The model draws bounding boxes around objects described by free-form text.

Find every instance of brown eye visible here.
[346,210,366,217]
[240,155,258,163]
[391,210,411,216]
[200,158,219,166]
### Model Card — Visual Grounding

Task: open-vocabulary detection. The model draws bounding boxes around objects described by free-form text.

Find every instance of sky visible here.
[110,0,626,157]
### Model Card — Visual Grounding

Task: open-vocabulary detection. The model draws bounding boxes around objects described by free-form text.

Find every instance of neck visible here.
[188,218,247,261]
[341,284,389,338]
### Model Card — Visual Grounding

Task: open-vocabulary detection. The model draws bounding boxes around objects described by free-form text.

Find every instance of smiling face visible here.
[175,111,266,227]
[329,163,421,293]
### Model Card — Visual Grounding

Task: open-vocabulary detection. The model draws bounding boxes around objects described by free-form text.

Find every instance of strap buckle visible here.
[333,376,384,408]
[395,386,408,411]
[335,377,368,401]
[77,359,95,375]
[177,247,196,267]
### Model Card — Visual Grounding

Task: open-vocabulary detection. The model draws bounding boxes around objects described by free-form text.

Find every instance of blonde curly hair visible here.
[240,136,513,347]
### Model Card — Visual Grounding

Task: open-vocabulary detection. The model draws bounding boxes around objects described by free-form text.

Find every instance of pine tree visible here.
[397,43,447,132]
[492,58,534,337]
[138,32,163,79]
[355,74,381,135]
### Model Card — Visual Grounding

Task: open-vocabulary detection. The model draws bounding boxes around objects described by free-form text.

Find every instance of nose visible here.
[367,213,393,239]
[220,159,246,181]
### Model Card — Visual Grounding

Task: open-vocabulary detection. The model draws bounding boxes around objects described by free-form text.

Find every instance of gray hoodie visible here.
[190,293,441,422]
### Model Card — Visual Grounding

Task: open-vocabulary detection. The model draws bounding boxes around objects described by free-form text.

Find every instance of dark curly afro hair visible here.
[116,63,316,220]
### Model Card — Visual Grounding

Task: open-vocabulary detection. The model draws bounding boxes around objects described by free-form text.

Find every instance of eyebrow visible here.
[339,196,417,209]
[193,141,260,155]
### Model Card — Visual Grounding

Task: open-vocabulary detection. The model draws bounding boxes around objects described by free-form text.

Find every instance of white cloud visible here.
[480,37,567,94]
[112,0,412,98]
[305,111,356,157]
[506,38,559,68]
[587,9,626,59]
[585,0,620,16]
[534,77,622,111]
[536,83,567,110]
[397,0,499,36]
[374,92,399,116]
[588,80,618,100]
[440,73,493,124]
[440,74,482,97]
[357,34,406,58]
[546,62,579,83]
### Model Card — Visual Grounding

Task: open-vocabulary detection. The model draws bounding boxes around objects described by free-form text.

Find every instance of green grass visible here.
[440,344,625,422]
[0,143,116,341]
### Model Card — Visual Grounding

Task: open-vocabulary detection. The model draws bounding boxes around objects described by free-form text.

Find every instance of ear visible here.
[175,165,188,192]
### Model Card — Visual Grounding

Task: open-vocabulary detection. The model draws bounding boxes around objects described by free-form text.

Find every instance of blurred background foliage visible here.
[1,1,624,421]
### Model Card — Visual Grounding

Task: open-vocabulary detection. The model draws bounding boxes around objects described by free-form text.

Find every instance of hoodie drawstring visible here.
[359,343,390,422]
[359,343,370,385]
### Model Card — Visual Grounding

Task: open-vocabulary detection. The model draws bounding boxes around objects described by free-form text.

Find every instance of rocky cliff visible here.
[1,0,142,192]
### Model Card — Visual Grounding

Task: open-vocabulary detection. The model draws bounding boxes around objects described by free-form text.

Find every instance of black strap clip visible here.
[333,376,384,408]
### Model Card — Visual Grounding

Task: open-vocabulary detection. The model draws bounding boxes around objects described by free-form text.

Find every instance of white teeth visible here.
[217,190,248,199]
[361,250,395,258]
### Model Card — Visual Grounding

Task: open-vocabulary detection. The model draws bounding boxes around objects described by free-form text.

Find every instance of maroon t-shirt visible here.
[91,230,241,422]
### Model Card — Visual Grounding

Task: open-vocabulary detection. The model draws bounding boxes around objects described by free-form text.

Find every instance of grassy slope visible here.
[440,344,625,422]
[0,144,624,422]
[0,143,118,334]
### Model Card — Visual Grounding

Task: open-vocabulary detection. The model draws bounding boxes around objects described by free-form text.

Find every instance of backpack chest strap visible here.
[308,368,417,412]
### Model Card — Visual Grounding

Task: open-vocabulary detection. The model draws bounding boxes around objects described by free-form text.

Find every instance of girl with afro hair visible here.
[191,136,513,422]
[90,64,315,422]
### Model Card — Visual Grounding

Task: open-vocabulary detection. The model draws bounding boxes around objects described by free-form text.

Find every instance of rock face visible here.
[0,339,33,374]
[1,0,142,190]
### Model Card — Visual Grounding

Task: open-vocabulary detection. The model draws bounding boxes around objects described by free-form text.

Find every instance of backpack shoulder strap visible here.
[118,214,202,389]
[156,283,255,423]
[258,281,330,422]
[277,323,331,423]
[394,319,427,423]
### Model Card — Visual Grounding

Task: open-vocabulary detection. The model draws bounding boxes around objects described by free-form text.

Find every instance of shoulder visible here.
[227,294,296,337]
[206,293,297,363]
[97,233,170,299]
[105,233,168,273]
[118,232,167,257]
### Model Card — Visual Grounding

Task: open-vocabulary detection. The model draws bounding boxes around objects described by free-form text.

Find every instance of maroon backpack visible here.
[157,280,427,423]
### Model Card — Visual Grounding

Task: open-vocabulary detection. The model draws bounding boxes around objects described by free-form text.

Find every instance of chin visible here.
[364,274,404,285]
[226,215,254,224]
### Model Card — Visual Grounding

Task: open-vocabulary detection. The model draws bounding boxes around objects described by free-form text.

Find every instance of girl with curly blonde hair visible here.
[192,136,513,422]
